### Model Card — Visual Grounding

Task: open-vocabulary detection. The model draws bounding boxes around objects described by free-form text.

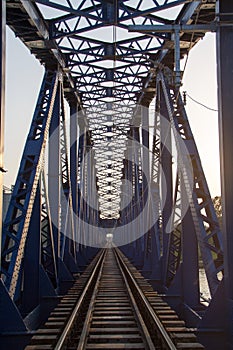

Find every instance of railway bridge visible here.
[0,1,233,349]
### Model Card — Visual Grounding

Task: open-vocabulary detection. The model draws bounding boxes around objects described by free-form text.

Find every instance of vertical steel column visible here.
[77,112,87,253]
[132,122,140,258]
[134,117,144,265]
[119,162,125,248]
[89,149,95,247]
[160,87,173,281]
[86,141,92,247]
[21,186,41,314]
[59,89,76,272]
[141,106,151,270]
[181,178,199,309]
[216,1,233,345]
[127,133,134,255]
[70,103,78,217]
[0,0,6,266]
[173,28,181,87]
[48,81,61,280]
[122,155,132,257]
[142,105,150,217]
[83,131,90,249]
[132,117,141,221]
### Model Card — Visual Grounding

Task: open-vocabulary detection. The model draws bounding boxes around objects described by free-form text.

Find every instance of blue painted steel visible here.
[59,85,76,270]
[141,107,151,272]
[48,78,60,286]
[165,173,182,288]
[48,79,76,284]
[158,71,224,296]
[40,171,58,289]
[35,0,172,108]
[70,103,78,216]
[77,134,84,218]
[1,70,58,301]
[181,181,200,311]
[216,1,233,346]
[0,0,6,269]
[159,83,173,284]
[143,100,162,282]
[21,186,41,315]
[3,1,229,348]
[0,279,26,332]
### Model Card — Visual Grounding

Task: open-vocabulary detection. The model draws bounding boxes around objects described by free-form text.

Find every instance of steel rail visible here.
[114,250,156,350]
[115,248,177,350]
[75,246,156,350]
[76,252,106,350]
[27,246,202,349]
[54,248,106,350]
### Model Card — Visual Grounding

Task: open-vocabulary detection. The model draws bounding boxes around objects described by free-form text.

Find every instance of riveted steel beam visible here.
[216,0,233,346]
[0,0,6,269]
[128,24,216,33]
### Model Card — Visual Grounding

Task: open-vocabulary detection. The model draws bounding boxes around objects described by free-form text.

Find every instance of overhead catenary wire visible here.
[180,10,218,113]
[186,92,218,112]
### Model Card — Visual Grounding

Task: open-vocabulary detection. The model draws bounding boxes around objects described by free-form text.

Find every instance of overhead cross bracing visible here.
[5,0,216,219]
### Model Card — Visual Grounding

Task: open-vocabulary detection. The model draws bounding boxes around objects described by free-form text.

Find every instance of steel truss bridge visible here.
[0,0,232,349]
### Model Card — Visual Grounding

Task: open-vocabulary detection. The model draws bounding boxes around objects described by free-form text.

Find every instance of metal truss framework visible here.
[1,1,232,349]
[5,0,216,220]
[158,70,223,296]
[1,70,59,300]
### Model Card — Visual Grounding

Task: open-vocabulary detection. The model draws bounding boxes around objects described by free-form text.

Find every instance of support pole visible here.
[48,82,61,282]
[141,106,150,268]
[70,103,78,216]
[77,112,87,255]
[181,179,199,310]
[216,1,233,346]
[160,87,173,282]
[142,106,150,184]
[22,186,41,314]
[173,28,181,87]
[142,106,150,224]
[0,0,6,267]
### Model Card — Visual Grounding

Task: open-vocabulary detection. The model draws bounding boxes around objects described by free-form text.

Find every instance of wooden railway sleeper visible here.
[115,248,204,350]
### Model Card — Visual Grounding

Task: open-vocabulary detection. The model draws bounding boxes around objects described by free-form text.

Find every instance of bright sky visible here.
[4,28,221,197]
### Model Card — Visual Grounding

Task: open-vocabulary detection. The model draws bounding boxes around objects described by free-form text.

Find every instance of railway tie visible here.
[25,247,205,350]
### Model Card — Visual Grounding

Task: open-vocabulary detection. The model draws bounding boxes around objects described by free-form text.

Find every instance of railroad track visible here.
[25,247,205,350]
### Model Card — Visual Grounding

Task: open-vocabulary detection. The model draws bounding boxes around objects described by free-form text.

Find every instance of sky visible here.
[4,28,221,197]
[181,32,220,196]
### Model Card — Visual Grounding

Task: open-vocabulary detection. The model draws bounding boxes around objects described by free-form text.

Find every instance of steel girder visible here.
[215,2,233,347]
[165,173,182,288]
[1,2,228,348]
[5,0,216,220]
[59,84,76,263]
[157,70,223,297]
[14,0,213,219]
[142,96,163,280]
[1,70,59,300]
[0,1,6,258]
[3,0,220,280]
[88,102,133,219]
[1,69,81,310]
[40,0,206,108]
[40,170,58,288]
